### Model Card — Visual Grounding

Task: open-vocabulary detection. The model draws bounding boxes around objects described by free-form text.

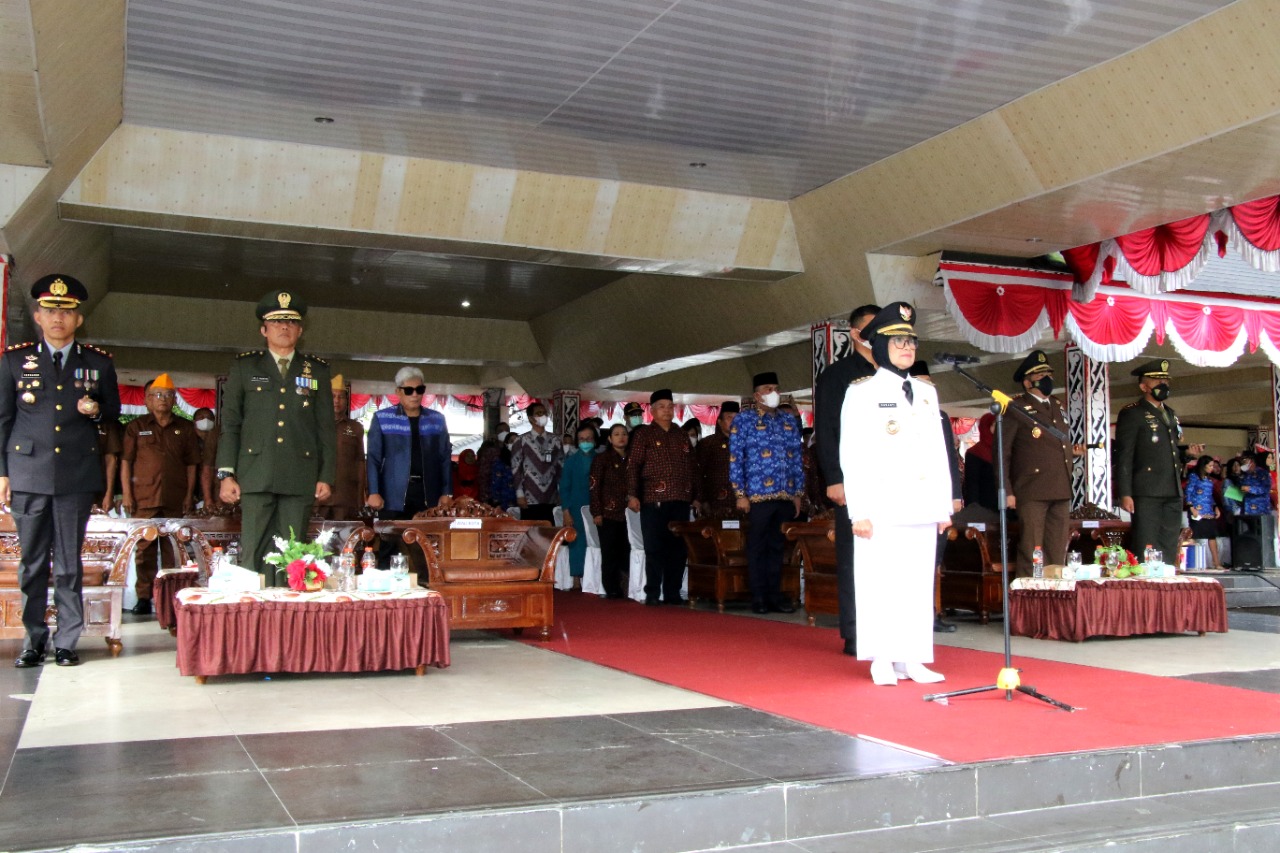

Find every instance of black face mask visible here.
[1034,376,1054,396]
[1150,383,1170,402]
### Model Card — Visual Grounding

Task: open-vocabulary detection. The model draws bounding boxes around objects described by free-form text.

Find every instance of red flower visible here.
[285,558,326,591]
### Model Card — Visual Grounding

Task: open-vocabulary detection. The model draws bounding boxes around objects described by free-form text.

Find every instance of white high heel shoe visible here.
[899,663,945,684]
[870,659,898,686]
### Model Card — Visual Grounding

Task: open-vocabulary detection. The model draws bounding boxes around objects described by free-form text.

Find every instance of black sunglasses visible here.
[399,385,426,396]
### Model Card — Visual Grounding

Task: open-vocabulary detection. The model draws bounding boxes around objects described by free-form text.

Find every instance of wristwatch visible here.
[216,470,236,481]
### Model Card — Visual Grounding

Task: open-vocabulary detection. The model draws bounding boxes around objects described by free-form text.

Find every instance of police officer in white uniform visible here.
[838,302,953,686]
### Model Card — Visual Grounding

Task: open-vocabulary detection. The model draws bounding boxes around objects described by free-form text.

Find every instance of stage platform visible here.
[2,591,1279,852]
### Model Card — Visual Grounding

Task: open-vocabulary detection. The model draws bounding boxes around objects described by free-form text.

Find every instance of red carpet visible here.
[526,592,1280,764]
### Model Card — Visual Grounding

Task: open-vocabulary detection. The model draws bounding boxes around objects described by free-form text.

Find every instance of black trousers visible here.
[747,499,795,603]
[12,490,95,652]
[598,518,630,597]
[522,503,556,523]
[834,503,856,640]
[640,501,689,601]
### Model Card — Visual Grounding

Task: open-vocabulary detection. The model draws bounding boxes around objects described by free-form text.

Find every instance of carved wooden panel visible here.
[450,531,480,561]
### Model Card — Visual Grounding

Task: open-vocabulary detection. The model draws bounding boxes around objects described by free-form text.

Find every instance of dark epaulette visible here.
[300,352,328,366]
[81,342,113,359]
[1121,400,1142,410]
[237,350,264,359]
[4,341,35,352]
[849,375,873,386]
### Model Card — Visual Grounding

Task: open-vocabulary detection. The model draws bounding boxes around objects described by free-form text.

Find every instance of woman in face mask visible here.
[681,417,702,449]
[1186,455,1224,568]
[559,424,600,590]
[1235,452,1273,517]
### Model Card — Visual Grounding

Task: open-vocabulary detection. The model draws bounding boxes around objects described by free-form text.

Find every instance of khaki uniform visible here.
[123,413,201,598]
[315,417,365,520]
[1001,391,1073,574]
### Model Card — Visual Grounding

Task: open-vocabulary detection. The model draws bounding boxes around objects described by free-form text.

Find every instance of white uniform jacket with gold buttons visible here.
[838,368,953,528]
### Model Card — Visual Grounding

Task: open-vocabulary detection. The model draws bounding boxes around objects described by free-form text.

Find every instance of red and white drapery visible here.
[1062,194,1280,298]
[939,259,1280,368]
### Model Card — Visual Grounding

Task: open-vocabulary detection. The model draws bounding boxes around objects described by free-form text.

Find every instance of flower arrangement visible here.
[263,528,335,591]
[1094,544,1145,578]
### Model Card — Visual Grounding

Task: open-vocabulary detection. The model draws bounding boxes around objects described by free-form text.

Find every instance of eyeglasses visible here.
[889,335,919,350]
[399,385,426,396]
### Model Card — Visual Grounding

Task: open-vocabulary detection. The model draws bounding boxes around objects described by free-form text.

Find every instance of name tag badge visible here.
[251,375,270,383]
[449,518,483,530]
[879,402,897,408]
[139,430,153,436]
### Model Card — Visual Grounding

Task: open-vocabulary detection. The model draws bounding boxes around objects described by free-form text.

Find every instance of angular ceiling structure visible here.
[2,0,1279,431]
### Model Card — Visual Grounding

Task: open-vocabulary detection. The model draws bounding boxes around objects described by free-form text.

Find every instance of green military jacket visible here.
[1113,398,1183,499]
[216,350,337,495]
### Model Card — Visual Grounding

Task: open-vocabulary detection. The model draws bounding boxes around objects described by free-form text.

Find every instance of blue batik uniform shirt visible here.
[728,404,805,502]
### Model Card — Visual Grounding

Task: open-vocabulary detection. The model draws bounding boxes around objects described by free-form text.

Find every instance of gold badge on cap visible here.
[886,420,900,435]
[278,292,292,309]
[1161,360,1168,371]
[50,279,68,297]
[900,305,912,321]
[1037,352,1046,363]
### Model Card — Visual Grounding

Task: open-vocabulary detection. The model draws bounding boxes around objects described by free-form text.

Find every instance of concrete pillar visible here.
[1065,343,1112,511]
[551,389,580,444]
[811,320,853,397]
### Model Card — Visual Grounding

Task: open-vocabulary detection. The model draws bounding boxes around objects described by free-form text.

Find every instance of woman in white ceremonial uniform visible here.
[838,302,954,686]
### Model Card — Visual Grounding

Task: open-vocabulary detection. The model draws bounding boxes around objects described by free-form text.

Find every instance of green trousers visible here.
[240,492,314,585]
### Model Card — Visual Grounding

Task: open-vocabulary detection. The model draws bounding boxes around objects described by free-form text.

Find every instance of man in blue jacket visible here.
[366,366,452,518]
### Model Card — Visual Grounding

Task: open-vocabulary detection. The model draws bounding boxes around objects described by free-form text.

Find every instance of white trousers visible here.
[853,523,935,664]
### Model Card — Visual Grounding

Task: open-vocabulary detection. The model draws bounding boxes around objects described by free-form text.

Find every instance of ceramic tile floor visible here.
[2,599,1279,852]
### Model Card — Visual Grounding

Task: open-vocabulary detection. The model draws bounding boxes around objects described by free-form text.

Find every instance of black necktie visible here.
[52,350,63,377]
[902,379,913,406]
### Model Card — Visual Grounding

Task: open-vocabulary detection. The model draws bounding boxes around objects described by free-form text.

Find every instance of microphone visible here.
[933,352,982,365]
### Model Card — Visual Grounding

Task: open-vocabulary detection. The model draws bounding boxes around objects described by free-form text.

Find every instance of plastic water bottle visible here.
[224,542,240,568]
[1143,543,1154,565]
[340,546,357,592]
[361,547,377,572]
[1032,545,1044,579]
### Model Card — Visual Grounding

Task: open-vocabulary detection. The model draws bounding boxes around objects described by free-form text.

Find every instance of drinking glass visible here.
[1067,552,1082,569]
[390,554,408,581]
[1148,549,1162,566]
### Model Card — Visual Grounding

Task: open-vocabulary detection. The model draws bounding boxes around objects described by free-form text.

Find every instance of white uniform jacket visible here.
[838,368,953,528]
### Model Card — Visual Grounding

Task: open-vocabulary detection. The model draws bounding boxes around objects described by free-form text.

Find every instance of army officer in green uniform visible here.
[1113,359,1203,566]
[217,291,336,582]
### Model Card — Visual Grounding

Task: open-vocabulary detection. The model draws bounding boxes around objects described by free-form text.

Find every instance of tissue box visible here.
[1073,565,1102,580]
[1145,563,1177,578]
[207,565,265,592]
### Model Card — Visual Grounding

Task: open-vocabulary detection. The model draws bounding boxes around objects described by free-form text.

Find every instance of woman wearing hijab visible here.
[838,302,954,687]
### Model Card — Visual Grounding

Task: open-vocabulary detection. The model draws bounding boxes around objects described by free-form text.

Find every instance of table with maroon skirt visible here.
[1009,576,1228,642]
[155,568,199,634]
[174,588,451,683]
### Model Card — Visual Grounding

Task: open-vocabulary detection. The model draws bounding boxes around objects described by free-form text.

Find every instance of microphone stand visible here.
[923,363,1077,711]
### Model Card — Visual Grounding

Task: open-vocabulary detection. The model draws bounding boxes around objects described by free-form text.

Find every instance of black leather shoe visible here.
[933,615,958,633]
[768,598,797,614]
[14,649,45,668]
[664,597,688,606]
[644,597,661,606]
[131,598,152,616]
[842,638,856,656]
[54,648,80,667]
[751,601,769,615]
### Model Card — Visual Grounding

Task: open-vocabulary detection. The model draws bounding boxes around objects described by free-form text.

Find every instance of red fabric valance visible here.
[1066,194,1280,296]
[939,259,1280,368]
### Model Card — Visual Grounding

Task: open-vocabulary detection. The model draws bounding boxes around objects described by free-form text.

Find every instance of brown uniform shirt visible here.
[316,416,366,513]
[123,413,201,511]
[694,428,734,508]
[589,447,629,522]
[1001,391,1073,502]
[626,422,694,504]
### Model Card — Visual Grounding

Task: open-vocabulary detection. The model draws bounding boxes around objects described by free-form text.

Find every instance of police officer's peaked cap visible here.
[256,289,306,321]
[861,301,916,339]
[31,274,88,309]
[622,401,643,415]
[1013,350,1053,383]
[1130,359,1171,380]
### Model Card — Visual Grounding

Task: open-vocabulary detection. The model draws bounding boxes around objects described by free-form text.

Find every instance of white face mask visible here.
[760,391,781,408]
[496,431,509,443]
[533,415,549,428]
[195,419,214,432]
